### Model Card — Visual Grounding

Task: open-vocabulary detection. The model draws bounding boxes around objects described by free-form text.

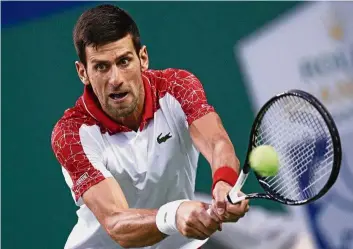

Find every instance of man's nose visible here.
[108,65,123,87]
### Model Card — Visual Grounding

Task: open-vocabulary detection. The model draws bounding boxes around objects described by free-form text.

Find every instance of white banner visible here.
[236,2,353,249]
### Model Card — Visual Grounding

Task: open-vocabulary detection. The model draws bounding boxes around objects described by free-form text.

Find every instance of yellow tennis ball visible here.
[249,145,280,177]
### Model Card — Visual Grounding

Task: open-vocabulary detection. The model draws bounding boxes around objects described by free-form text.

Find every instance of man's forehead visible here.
[86,35,135,61]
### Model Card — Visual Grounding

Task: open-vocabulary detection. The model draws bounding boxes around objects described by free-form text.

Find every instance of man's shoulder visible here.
[144,68,198,82]
[51,97,100,142]
[143,68,202,96]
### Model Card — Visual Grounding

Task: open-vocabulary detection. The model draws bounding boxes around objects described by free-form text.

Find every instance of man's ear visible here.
[139,46,149,72]
[75,61,90,85]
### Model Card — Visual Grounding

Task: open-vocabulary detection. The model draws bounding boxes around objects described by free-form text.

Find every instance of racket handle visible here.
[227,170,249,203]
[227,194,246,204]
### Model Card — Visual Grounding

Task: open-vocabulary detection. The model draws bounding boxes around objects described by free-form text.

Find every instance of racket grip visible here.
[227,194,246,204]
[227,171,249,203]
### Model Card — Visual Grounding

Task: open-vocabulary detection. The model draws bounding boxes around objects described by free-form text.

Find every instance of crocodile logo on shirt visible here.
[157,132,172,144]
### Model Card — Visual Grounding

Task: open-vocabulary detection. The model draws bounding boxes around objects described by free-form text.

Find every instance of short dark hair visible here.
[73,4,142,66]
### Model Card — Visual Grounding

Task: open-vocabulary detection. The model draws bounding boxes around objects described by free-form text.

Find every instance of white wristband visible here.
[156,199,189,235]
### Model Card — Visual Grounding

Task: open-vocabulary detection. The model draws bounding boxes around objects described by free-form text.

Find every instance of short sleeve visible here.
[162,69,215,125]
[51,120,112,203]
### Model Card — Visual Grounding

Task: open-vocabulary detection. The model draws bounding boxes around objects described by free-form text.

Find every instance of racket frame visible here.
[227,89,342,206]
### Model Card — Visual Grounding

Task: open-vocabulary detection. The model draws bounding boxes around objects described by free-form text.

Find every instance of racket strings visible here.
[255,95,334,202]
[257,99,315,196]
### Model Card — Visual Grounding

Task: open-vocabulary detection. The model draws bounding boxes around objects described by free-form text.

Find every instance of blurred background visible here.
[2,1,353,249]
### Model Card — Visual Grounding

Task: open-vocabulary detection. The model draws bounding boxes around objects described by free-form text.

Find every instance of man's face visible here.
[76,35,149,121]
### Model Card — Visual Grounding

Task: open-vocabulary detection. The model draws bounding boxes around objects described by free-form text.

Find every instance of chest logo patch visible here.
[157,132,172,144]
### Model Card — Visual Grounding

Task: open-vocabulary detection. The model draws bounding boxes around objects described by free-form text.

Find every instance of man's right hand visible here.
[176,201,221,240]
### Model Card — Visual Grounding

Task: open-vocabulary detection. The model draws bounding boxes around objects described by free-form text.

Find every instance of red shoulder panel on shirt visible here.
[143,69,215,125]
[51,99,106,201]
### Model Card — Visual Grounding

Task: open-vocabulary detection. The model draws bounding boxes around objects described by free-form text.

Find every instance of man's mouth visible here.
[109,92,128,100]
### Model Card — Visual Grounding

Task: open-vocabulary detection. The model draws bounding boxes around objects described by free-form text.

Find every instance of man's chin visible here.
[107,105,136,119]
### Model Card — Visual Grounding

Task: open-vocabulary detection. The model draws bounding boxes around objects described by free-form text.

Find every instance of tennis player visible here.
[51,4,249,249]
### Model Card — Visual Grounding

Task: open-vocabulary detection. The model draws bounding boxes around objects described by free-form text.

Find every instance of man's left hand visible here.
[212,181,249,223]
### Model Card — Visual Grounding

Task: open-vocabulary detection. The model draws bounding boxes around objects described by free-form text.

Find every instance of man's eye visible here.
[119,58,130,67]
[96,64,108,71]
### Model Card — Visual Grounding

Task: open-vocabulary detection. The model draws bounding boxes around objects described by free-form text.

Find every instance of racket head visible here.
[245,89,342,205]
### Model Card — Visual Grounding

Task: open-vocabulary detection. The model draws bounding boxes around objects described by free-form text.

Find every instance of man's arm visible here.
[83,177,221,248]
[189,112,249,221]
[82,177,164,248]
[189,112,240,175]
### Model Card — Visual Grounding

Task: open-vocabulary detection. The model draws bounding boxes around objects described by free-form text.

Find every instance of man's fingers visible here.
[239,199,250,214]
[226,200,249,216]
[213,191,226,215]
[209,201,223,222]
[181,224,209,240]
[241,199,250,211]
[188,217,215,238]
[199,209,221,235]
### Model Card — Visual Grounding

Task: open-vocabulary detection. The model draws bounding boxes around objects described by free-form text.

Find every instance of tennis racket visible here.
[185,89,342,249]
[227,89,341,205]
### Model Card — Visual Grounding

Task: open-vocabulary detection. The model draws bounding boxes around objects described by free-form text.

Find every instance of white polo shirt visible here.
[51,68,215,249]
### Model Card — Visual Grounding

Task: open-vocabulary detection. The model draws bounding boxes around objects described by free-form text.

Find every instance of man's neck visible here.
[117,112,142,132]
